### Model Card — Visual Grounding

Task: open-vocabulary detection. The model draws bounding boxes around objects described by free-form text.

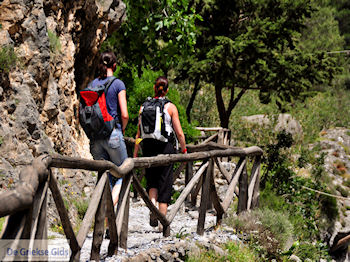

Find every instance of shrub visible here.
[0,45,17,73]
[187,241,257,262]
[48,30,61,54]
[74,199,89,220]
[225,209,293,258]
[294,242,319,261]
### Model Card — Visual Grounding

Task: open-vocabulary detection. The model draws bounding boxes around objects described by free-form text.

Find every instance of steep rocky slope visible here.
[0,0,125,186]
[0,0,126,228]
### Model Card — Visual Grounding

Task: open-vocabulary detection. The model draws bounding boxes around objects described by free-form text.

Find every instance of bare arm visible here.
[118,90,128,134]
[169,104,186,153]
[133,106,142,158]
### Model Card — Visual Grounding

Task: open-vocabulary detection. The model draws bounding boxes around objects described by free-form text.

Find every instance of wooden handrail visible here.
[49,154,134,178]
[196,127,230,132]
[0,138,263,261]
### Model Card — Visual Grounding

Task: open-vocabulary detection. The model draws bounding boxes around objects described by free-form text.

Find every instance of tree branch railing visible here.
[195,127,231,146]
[0,140,263,261]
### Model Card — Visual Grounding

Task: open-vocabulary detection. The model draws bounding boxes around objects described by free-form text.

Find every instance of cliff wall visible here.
[0,0,126,187]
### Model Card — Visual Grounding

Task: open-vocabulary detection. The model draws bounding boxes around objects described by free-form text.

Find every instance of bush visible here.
[48,30,61,54]
[0,45,17,73]
[74,199,89,220]
[187,241,258,262]
[225,208,293,259]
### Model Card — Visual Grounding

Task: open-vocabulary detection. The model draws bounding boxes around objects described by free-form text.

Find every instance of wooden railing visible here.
[0,140,263,261]
[195,127,231,146]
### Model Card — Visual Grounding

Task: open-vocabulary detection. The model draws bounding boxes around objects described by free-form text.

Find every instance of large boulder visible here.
[241,113,303,138]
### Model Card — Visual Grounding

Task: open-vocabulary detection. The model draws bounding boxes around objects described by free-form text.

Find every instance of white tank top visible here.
[163,103,173,137]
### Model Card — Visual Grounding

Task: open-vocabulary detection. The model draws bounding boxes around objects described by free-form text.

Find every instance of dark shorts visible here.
[142,139,175,204]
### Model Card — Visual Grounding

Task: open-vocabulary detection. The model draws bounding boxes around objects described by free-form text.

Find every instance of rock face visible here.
[316,128,350,259]
[0,0,125,182]
[0,0,126,226]
[241,113,303,139]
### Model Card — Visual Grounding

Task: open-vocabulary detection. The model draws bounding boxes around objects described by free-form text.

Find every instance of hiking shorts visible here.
[142,139,175,204]
[90,128,128,188]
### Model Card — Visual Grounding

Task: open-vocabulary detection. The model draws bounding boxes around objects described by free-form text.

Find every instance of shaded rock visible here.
[241,114,270,126]
[241,113,303,138]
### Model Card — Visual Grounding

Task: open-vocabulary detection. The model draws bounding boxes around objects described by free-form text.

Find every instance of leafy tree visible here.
[179,0,339,128]
[103,0,201,140]
[332,0,350,49]
[299,2,344,52]
[103,0,200,79]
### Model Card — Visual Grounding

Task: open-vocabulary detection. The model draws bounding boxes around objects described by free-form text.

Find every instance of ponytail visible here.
[154,76,168,97]
[97,51,117,78]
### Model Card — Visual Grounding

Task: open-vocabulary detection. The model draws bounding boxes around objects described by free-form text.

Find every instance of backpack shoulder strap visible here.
[159,98,171,111]
[103,77,117,94]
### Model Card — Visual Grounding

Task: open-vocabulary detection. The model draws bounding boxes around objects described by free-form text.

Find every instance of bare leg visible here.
[149,188,159,227]
[149,188,158,206]
[159,203,168,216]
[112,183,122,208]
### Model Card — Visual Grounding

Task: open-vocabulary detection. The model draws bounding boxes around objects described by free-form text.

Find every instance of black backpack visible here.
[79,77,117,139]
[140,97,173,142]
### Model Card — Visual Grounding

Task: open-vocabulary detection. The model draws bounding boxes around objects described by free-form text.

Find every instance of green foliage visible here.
[291,88,350,143]
[48,30,61,54]
[225,208,293,259]
[73,199,89,220]
[228,87,350,146]
[175,227,189,239]
[187,241,258,262]
[261,131,294,192]
[176,83,220,127]
[0,216,5,233]
[177,0,340,127]
[171,190,180,205]
[0,45,17,73]
[299,3,345,52]
[103,0,200,76]
[332,0,350,49]
[294,241,330,261]
[121,67,199,142]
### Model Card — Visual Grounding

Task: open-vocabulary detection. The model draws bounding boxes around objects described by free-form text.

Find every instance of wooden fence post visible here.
[185,162,193,203]
[237,159,248,214]
[116,172,132,249]
[197,158,213,235]
[48,170,80,257]
[250,156,261,209]
[104,181,118,256]
[90,183,106,261]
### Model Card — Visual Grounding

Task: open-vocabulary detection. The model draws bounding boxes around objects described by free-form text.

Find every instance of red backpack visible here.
[79,77,116,139]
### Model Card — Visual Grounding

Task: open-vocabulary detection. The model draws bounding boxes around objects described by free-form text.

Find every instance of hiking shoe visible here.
[150,213,158,227]
[105,228,110,239]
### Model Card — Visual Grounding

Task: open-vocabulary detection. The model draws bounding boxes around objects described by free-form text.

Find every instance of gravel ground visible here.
[78,198,221,261]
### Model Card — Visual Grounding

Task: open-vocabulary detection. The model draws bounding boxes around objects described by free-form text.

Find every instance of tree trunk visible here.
[214,84,246,128]
[186,78,200,123]
[215,84,229,128]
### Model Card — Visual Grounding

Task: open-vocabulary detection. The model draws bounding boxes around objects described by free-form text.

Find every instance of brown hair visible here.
[154,76,168,97]
[97,51,117,78]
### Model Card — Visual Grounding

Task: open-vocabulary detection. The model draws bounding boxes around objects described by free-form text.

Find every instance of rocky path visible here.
[77,198,238,261]
[48,195,239,262]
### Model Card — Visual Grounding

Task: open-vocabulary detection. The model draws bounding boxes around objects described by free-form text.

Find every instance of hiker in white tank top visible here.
[133,76,187,226]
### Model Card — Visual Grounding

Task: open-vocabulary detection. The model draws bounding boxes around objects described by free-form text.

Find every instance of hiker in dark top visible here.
[90,51,129,209]
[133,76,187,228]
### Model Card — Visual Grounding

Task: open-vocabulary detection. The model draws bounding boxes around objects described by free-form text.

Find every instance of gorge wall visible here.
[0,0,126,187]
